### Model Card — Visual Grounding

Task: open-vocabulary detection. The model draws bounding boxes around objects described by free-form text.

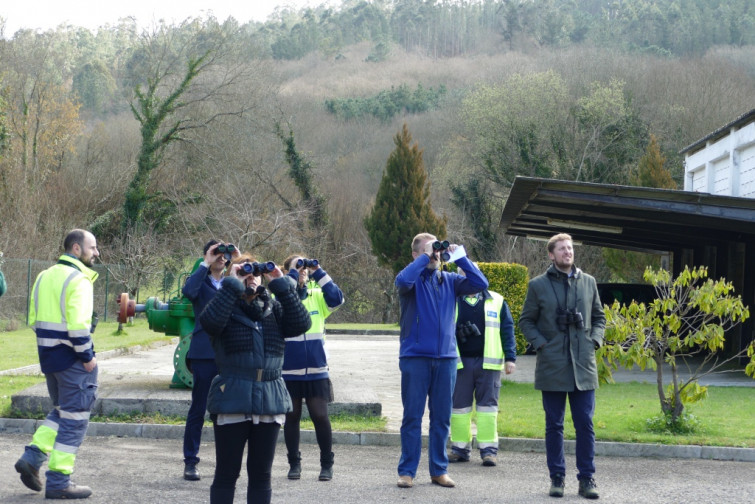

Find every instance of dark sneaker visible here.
[447,451,469,463]
[549,474,565,498]
[15,458,42,492]
[578,477,599,499]
[184,462,200,481]
[45,483,92,499]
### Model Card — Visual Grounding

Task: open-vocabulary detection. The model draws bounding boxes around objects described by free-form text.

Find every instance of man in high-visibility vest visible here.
[15,229,100,500]
[449,267,516,467]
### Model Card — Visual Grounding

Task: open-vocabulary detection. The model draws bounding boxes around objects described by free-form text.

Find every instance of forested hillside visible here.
[1,0,754,322]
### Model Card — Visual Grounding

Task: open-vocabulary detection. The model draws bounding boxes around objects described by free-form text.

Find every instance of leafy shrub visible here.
[325,83,447,121]
[646,410,701,435]
[477,262,529,355]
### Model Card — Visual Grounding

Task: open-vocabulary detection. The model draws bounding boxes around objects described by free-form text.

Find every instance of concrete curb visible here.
[1,418,752,463]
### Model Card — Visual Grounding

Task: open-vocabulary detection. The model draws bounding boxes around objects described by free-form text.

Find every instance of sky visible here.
[1,1,334,35]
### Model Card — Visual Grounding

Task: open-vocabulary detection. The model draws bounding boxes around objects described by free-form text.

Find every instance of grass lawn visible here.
[0,319,173,371]
[498,380,755,448]
[0,319,173,417]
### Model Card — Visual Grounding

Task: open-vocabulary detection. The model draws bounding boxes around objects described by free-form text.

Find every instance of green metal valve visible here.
[117,292,196,389]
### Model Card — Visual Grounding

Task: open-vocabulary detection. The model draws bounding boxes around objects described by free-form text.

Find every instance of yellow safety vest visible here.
[455,292,505,371]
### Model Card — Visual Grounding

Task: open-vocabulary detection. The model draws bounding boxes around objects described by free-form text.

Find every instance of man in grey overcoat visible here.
[519,233,605,500]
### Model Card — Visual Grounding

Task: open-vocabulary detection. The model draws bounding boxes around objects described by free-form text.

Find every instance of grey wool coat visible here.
[519,264,606,392]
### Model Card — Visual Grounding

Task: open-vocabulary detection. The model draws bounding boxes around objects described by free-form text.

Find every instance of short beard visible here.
[554,259,573,272]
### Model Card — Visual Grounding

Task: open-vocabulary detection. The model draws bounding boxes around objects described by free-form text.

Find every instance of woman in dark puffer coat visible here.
[199,253,311,504]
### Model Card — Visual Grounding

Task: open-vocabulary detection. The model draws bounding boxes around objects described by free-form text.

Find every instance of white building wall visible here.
[740,143,755,198]
[684,120,755,198]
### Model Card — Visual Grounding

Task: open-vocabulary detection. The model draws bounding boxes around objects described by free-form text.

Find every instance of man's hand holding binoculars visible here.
[204,242,240,265]
[422,240,459,262]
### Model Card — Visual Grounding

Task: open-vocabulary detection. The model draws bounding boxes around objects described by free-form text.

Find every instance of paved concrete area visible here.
[0,432,752,504]
[2,332,754,502]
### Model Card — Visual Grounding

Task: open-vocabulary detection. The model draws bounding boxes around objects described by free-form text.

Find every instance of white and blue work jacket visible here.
[282,268,344,382]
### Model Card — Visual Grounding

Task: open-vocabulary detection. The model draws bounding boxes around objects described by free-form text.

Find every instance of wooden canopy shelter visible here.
[498,176,755,357]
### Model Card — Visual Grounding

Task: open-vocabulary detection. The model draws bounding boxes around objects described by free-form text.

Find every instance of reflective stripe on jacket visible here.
[456,292,505,371]
[283,269,344,381]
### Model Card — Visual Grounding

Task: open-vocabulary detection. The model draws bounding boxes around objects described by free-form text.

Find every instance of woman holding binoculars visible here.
[281,254,345,482]
[199,253,312,504]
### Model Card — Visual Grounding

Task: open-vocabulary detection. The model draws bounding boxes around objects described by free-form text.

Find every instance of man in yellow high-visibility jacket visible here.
[15,229,100,500]
[449,279,516,467]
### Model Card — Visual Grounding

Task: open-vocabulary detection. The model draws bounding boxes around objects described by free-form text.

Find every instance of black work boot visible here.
[319,451,334,481]
[287,452,302,480]
[549,473,565,497]
[15,458,42,492]
[578,477,599,499]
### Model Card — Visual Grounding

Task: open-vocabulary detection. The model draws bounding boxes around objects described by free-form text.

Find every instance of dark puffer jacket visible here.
[199,275,312,416]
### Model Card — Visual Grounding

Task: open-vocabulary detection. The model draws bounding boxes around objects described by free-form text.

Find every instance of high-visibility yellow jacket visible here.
[456,290,516,371]
[29,255,98,373]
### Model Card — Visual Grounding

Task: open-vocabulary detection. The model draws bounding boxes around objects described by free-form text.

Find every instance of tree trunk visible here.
[670,360,684,422]
[655,353,669,414]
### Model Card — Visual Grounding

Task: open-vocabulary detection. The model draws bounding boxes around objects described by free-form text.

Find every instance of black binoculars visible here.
[432,240,451,262]
[296,258,319,269]
[214,244,236,254]
[244,285,267,297]
[214,244,236,262]
[238,261,275,277]
[556,307,584,331]
[455,320,481,344]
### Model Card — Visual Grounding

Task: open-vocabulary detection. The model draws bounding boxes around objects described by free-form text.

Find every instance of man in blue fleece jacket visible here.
[394,232,488,489]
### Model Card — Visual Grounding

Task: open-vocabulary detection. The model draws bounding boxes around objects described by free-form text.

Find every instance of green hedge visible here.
[477,261,529,355]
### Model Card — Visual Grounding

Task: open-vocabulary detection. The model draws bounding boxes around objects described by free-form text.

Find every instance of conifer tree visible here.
[604,134,675,281]
[632,134,677,189]
[364,123,447,274]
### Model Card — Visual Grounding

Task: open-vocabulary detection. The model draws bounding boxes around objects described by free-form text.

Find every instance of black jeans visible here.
[211,420,280,504]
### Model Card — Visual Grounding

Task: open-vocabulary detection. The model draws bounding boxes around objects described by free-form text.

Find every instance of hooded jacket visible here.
[519,263,605,391]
